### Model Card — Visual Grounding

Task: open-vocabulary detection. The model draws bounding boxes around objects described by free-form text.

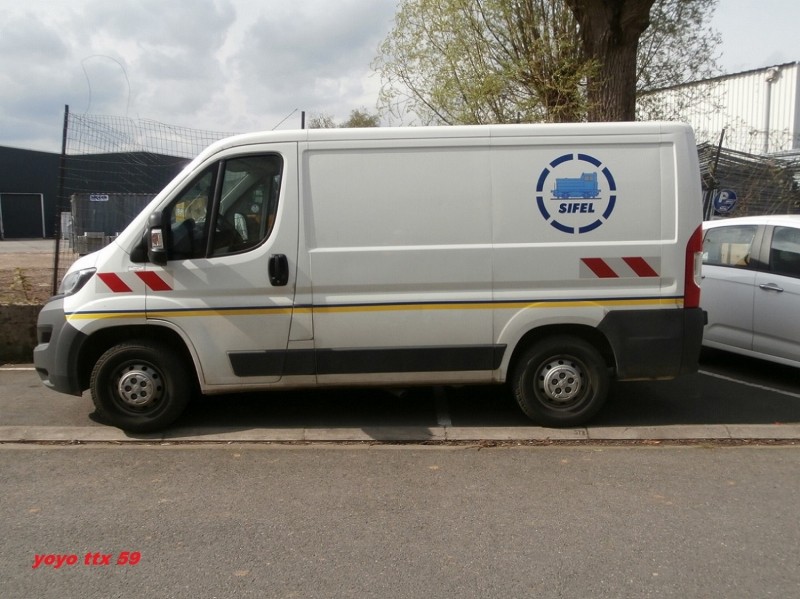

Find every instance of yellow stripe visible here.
[315,297,680,313]
[312,302,488,314]
[148,308,294,318]
[67,312,143,321]
[492,297,680,310]
[67,297,682,321]
[67,308,293,321]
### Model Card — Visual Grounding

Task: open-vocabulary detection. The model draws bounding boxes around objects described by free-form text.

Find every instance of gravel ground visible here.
[0,251,76,304]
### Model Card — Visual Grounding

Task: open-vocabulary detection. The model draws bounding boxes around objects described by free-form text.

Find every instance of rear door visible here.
[144,145,299,387]
[752,224,800,363]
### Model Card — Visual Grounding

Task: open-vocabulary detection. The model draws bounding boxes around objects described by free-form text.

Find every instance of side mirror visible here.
[147,211,168,266]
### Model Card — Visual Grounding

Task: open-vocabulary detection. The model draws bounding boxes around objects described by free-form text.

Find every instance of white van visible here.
[34,123,705,432]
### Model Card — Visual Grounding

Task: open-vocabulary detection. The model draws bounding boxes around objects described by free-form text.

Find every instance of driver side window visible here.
[166,154,283,260]
[167,168,214,260]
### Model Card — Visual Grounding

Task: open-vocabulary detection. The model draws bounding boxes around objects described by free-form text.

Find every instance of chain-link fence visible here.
[52,109,237,291]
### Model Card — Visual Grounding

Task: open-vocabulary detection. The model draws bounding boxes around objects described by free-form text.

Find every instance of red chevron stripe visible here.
[581,258,618,278]
[97,272,132,293]
[136,271,172,291]
[623,257,659,277]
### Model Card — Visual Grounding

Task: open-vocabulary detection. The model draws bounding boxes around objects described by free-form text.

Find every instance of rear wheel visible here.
[511,336,610,427]
[90,340,192,433]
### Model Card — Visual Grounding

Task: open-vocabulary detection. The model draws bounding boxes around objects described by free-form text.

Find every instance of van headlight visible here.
[58,268,96,296]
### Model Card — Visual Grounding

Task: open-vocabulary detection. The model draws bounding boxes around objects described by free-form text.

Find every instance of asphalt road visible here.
[3,343,799,598]
[3,444,799,598]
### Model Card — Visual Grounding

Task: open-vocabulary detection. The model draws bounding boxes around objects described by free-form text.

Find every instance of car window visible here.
[702,225,757,268]
[211,155,282,257]
[769,226,800,278]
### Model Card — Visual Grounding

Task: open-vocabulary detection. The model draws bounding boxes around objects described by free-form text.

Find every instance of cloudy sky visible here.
[1,0,798,153]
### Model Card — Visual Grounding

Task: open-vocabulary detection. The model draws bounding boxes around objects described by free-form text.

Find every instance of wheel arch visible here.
[77,324,199,391]
[504,323,616,383]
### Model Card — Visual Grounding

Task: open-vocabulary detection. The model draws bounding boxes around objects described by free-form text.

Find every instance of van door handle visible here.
[269,254,289,286]
[759,283,784,293]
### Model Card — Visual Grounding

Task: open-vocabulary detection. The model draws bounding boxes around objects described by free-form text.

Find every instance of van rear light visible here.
[684,225,703,308]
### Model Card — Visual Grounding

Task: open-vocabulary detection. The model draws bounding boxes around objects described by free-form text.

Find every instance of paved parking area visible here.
[2,347,799,443]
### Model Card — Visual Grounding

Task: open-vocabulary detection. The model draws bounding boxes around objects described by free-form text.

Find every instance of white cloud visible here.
[0,0,397,151]
[0,0,796,153]
[226,1,394,125]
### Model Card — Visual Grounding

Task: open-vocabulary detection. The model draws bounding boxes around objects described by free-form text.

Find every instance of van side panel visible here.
[299,127,701,383]
[489,130,696,379]
[302,139,496,383]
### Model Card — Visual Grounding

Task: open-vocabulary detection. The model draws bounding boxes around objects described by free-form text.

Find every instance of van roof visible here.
[201,121,693,156]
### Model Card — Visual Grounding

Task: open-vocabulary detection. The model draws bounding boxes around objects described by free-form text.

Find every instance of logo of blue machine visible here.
[536,153,616,233]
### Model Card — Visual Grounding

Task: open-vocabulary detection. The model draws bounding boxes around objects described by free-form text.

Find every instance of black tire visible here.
[511,336,610,427]
[90,340,192,433]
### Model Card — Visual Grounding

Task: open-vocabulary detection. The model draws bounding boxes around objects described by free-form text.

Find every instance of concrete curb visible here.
[2,424,799,444]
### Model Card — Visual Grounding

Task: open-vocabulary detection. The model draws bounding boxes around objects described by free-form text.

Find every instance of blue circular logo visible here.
[536,153,617,234]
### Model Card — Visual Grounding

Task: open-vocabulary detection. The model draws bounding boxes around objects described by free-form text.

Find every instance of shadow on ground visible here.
[164,349,800,432]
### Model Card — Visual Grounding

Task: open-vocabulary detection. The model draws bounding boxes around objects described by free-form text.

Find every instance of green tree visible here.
[341,108,381,128]
[375,0,594,125]
[636,0,722,119]
[307,108,380,128]
[375,0,720,124]
[307,112,337,129]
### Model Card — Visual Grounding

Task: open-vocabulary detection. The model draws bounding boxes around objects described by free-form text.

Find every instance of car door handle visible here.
[758,283,784,293]
[269,254,289,286]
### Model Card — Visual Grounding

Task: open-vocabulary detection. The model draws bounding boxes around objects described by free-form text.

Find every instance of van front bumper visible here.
[33,298,87,396]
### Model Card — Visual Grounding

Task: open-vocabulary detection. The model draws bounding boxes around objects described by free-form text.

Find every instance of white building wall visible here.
[641,62,799,155]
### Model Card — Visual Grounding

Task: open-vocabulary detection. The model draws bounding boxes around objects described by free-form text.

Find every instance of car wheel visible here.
[90,340,192,433]
[512,336,610,427]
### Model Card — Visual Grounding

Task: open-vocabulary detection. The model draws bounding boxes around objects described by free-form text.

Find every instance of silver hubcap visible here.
[537,359,583,403]
[116,364,163,408]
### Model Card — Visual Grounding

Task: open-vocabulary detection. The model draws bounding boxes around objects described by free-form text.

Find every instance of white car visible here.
[702,215,800,368]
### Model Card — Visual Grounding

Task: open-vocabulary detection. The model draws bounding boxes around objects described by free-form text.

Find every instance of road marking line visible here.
[434,388,452,427]
[0,367,35,371]
[699,370,800,400]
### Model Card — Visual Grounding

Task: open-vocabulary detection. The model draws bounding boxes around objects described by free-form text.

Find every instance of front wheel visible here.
[511,336,610,427]
[90,340,192,433]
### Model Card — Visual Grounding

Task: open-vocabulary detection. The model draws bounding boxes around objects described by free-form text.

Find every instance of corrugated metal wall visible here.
[643,62,799,155]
